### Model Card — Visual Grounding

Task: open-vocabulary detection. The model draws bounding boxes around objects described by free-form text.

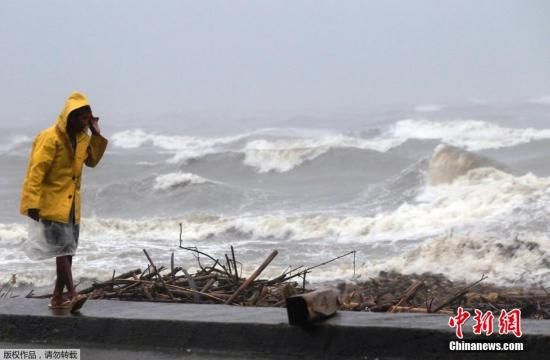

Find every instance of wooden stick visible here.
[208,292,231,299]
[170,251,175,280]
[282,251,355,282]
[141,266,166,280]
[430,274,487,313]
[352,250,356,278]
[231,245,239,282]
[225,250,278,304]
[165,284,225,303]
[116,281,142,294]
[140,264,151,279]
[107,279,154,286]
[182,268,200,303]
[78,269,142,295]
[391,306,454,315]
[170,273,218,283]
[390,280,424,313]
[252,285,268,306]
[143,249,175,300]
[143,286,154,300]
[200,278,216,293]
[179,245,226,272]
[225,254,233,277]
[163,267,183,283]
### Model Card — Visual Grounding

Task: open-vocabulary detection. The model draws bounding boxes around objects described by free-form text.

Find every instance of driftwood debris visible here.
[143,249,175,300]
[389,280,424,313]
[53,247,306,307]
[226,250,278,304]
[24,247,355,323]
[340,271,550,320]
[287,287,341,325]
[428,274,488,313]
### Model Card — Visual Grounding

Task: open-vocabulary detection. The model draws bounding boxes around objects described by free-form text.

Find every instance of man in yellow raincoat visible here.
[20,92,108,309]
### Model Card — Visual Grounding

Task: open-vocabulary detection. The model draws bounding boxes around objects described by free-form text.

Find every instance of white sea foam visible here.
[136,161,157,166]
[111,129,247,164]
[0,223,27,247]
[153,172,212,191]
[375,232,550,286]
[390,119,550,151]
[242,139,330,173]
[241,135,403,173]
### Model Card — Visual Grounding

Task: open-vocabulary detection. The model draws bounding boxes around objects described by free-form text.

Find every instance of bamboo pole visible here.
[143,249,175,300]
[225,250,278,304]
[429,274,487,313]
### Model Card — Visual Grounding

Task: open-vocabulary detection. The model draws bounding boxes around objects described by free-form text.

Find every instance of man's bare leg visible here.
[61,255,78,299]
[51,256,68,306]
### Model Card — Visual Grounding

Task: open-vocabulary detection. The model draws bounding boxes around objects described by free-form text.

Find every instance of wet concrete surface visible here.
[0,341,289,360]
[0,299,549,359]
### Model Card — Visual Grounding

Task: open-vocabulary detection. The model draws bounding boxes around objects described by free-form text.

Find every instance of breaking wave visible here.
[111,129,247,164]
[153,172,214,191]
[242,135,401,173]
[390,119,550,151]
[378,233,550,286]
[110,120,550,173]
[428,144,508,185]
[0,135,31,155]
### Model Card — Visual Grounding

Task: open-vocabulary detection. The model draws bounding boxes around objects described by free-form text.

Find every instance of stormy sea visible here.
[1,103,550,289]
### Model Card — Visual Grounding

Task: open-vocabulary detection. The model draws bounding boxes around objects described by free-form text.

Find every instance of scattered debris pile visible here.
[74,248,306,306]
[340,271,550,319]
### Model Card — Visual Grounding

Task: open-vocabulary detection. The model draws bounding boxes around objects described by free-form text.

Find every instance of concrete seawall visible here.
[1,299,548,359]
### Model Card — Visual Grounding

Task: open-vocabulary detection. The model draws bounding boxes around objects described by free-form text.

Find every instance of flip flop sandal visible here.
[70,295,88,313]
[48,298,72,310]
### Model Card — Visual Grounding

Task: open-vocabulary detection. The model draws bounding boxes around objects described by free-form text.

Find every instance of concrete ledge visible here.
[1,299,549,359]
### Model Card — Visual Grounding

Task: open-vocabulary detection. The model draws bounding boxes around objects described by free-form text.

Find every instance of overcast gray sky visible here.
[1,0,549,126]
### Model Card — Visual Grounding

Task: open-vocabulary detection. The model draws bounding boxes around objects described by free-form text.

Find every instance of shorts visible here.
[42,204,80,255]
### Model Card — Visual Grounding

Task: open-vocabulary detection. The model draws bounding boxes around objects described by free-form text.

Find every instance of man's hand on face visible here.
[89,116,101,136]
[28,208,40,222]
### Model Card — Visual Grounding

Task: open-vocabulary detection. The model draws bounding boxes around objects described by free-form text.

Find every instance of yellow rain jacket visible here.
[20,92,108,224]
